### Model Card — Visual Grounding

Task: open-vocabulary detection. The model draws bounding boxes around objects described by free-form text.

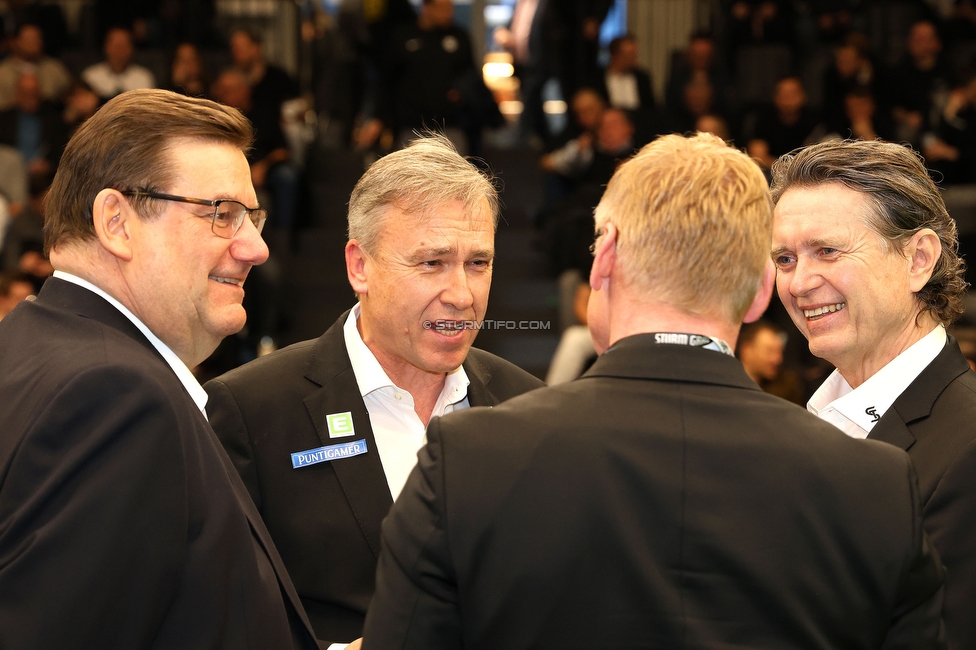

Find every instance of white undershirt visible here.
[52,271,209,416]
[605,71,640,110]
[342,304,470,501]
[808,324,946,438]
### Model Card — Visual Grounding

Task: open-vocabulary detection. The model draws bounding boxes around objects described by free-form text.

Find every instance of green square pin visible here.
[326,411,355,438]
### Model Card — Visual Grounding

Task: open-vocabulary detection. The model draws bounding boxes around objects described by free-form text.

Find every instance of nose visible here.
[441,264,474,312]
[231,218,270,266]
[788,256,820,298]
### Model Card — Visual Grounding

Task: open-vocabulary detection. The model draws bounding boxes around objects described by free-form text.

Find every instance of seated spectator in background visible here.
[61,80,100,136]
[667,76,718,135]
[212,68,297,239]
[540,107,635,275]
[727,0,795,59]
[167,42,209,98]
[82,26,156,102]
[747,76,823,169]
[696,112,731,141]
[0,23,70,110]
[887,20,949,147]
[0,171,48,289]
[539,87,605,206]
[597,34,659,146]
[824,86,893,142]
[0,269,33,319]
[665,31,728,119]
[821,34,878,133]
[545,86,605,153]
[0,72,68,186]
[736,319,805,404]
[811,0,856,44]
[923,68,976,184]
[546,279,596,384]
[942,0,976,46]
[230,29,299,119]
[0,0,70,57]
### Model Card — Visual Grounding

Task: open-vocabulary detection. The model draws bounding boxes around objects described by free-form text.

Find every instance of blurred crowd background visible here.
[4,0,976,403]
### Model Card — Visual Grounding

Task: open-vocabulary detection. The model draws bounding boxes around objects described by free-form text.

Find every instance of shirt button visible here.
[395,393,402,401]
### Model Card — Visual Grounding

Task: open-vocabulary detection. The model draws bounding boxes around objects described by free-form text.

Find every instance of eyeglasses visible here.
[121,190,267,239]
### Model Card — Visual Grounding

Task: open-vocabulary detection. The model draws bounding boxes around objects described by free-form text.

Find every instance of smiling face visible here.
[123,139,268,366]
[772,183,929,383]
[349,199,494,386]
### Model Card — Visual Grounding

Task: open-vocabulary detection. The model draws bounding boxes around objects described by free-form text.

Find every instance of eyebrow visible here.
[406,246,495,263]
[771,237,842,259]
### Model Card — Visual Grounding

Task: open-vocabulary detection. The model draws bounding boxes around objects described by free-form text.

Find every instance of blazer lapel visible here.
[301,311,393,558]
[867,414,916,451]
[868,336,971,451]
[464,353,500,407]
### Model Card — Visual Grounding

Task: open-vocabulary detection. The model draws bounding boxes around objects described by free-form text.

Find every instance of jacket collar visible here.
[869,336,971,450]
[581,333,760,392]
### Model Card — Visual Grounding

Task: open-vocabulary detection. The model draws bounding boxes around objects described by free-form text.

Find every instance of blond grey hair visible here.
[595,132,773,321]
[347,134,499,253]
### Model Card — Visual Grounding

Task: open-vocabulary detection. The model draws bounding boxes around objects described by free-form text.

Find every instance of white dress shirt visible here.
[605,71,640,110]
[808,324,947,438]
[343,304,470,501]
[53,271,208,416]
[81,62,155,100]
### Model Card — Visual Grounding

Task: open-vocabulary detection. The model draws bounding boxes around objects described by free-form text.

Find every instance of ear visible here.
[345,240,370,297]
[743,259,776,324]
[588,222,617,292]
[906,228,941,293]
[91,188,134,262]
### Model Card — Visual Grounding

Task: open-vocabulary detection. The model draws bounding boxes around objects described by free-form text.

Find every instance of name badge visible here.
[291,440,368,469]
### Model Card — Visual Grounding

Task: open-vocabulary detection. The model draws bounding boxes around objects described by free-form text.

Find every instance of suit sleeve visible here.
[881,456,947,650]
[361,417,463,650]
[0,365,187,648]
[205,378,263,510]
[923,440,976,650]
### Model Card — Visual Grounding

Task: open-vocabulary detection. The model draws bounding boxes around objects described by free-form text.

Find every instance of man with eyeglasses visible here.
[0,89,319,649]
[204,135,544,649]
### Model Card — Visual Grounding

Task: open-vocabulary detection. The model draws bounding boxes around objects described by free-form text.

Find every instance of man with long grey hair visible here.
[771,138,976,649]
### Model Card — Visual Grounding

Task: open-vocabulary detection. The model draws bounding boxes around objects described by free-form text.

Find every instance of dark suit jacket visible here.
[204,310,544,645]
[363,334,945,649]
[0,278,318,649]
[870,337,976,650]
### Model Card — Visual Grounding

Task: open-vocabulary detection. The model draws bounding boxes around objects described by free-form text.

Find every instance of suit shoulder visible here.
[465,348,545,393]
[206,337,319,390]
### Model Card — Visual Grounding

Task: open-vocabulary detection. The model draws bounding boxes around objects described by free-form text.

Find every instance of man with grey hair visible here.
[204,135,543,649]
[771,138,976,649]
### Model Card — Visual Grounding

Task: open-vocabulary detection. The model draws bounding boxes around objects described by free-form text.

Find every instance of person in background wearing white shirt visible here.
[771,137,976,650]
[82,26,155,102]
[203,134,544,650]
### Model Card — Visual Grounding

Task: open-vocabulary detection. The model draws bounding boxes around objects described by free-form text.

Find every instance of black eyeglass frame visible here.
[120,190,267,238]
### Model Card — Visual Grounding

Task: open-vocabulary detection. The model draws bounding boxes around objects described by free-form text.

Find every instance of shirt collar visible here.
[53,270,209,415]
[343,303,470,404]
[808,324,947,434]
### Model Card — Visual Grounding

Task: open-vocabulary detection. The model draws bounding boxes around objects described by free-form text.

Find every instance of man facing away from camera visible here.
[360,132,946,649]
